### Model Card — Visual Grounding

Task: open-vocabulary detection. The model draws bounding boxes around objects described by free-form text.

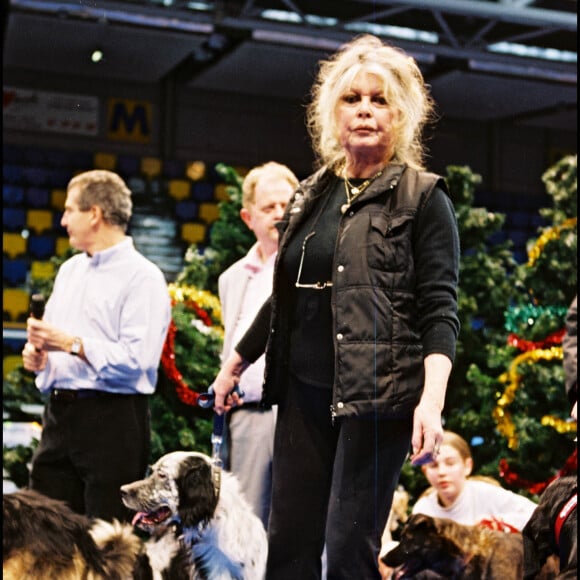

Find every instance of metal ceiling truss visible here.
[9,0,577,83]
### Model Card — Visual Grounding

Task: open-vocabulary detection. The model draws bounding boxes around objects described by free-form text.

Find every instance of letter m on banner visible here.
[107,99,152,143]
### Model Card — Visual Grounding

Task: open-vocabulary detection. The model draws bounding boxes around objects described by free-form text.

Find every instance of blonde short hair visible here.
[68,170,132,231]
[241,161,299,208]
[306,34,436,171]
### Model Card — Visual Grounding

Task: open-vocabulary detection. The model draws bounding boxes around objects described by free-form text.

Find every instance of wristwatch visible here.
[70,337,82,356]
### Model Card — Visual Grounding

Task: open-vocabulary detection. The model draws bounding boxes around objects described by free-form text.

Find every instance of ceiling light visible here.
[91,49,104,63]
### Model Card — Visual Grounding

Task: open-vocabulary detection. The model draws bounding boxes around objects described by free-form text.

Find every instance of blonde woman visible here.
[213,35,460,579]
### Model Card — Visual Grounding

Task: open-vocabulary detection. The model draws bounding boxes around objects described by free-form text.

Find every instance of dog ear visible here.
[177,457,219,528]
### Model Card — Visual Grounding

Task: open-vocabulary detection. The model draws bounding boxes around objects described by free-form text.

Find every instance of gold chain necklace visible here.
[341,168,383,214]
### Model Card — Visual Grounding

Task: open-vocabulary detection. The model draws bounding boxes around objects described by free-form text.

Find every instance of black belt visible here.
[231,402,264,412]
[51,388,113,402]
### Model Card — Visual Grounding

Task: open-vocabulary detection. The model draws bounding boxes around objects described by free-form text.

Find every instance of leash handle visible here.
[198,384,245,409]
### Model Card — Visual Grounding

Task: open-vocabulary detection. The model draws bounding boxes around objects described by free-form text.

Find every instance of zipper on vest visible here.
[330,404,337,426]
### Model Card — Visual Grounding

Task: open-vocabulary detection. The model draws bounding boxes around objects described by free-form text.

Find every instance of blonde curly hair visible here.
[306,34,436,172]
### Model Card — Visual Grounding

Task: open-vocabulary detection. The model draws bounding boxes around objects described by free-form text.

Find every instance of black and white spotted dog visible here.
[121,451,267,580]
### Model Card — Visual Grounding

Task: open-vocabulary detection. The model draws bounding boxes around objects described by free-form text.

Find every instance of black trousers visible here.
[266,377,412,580]
[29,391,151,522]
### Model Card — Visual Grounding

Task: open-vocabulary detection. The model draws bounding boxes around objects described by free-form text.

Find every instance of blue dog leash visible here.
[198,385,244,490]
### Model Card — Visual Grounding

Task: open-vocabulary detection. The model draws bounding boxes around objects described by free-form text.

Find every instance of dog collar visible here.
[554,493,577,547]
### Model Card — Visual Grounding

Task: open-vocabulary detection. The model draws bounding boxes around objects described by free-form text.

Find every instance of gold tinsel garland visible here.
[526,217,577,267]
[492,347,577,449]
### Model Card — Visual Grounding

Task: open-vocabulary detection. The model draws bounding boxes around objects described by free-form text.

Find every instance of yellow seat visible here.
[3,354,23,379]
[199,202,220,224]
[3,288,30,322]
[55,236,70,256]
[26,209,53,234]
[181,222,207,245]
[3,232,27,258]
[168,179,191,201]
[214,183,230,202]
[141,157,162,180]
[186,160,206,181]
[51,189,67,210]
[94,152,118,170]
[30,260,56,281]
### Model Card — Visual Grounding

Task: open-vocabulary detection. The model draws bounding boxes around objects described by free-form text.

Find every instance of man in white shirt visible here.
[218,161,298,527]
[22,170,171,521]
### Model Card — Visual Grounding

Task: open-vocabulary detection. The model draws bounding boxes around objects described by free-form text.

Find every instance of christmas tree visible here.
[451,155,577,497]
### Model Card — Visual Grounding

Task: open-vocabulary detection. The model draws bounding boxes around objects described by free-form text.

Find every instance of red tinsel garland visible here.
[499,448,578,495]
[507,328,566,352]
[160,299,215,407]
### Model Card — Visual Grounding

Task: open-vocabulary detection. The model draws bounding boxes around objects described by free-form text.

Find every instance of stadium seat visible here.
[3,184,25,206]
[181,222,207,245]
[47,167,72,188]
[28,234,56,260]
[30,260,56,281]
[26,209,53,234]
[45,147,71,168]
[3,288,30,322]
[3,258,28,287]
[192,182,215,202]
[94,152,117,170]
[174,200,198,222]
[3,233,27,259]
[3,208,26,232]
[21,166,51,187]
[117,154,140,177]
[185,160,206,181]
[3,354,23,379]
[3,164,24,184]
[50,189,67,211]
[168,179,191,201]
[25,187,50,208]
[55,236,70,256]
[164,159,186,179]
[141,157,162,180]
[214,183,230,202]
[199,202,220,224]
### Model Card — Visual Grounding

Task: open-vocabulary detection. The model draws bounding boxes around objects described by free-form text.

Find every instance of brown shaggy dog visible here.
[3,489,148,580]
[523,475,577,579]
[382,513,523,579]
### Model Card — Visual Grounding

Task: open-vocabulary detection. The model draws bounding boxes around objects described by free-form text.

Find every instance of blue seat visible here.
[21,166,50,187]
[47,168,72,188]
[164,159,186,179]
[3,258,28,287]
[192,182,215,202]
[3,185,25,206]
[117,155,140,178]
[45,148,71,168]
[28,234,56,260]
[3,208,26,231]
[4,164,24,184]
[175,200,199,222]
[25,187,51,208]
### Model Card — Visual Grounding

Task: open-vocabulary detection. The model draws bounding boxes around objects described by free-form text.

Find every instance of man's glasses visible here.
[295,232,333,290]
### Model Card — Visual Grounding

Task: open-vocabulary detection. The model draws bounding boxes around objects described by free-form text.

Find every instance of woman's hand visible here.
[212,351,249,414]
[410,354,450,465]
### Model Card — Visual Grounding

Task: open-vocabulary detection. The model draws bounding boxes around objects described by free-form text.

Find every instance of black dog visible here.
[523,475,577,579]
[382,512,523,579]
